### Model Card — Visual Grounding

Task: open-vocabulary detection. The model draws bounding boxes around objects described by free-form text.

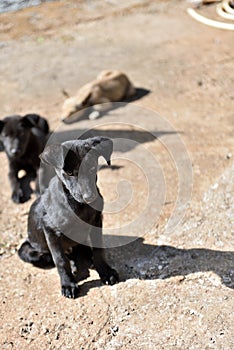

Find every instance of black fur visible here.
[0,114,49,203]
[18,137,119,299]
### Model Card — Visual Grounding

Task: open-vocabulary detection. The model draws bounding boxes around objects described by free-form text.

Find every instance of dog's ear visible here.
[40,144,65,169]
[90,137,113,165]
[20,114,40,128]
[0,120,5,134]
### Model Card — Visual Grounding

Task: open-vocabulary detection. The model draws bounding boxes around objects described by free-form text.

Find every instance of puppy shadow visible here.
[127,87,151,102]
[78,279,103,296]
[106,237,234,289]
[76,236,233,296]
[41,127,178,189]
[49,128,178,154]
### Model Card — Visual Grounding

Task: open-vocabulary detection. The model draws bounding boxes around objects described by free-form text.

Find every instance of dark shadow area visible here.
[106,237,234,289]
[75,236,234,298]
[79,279,103,296]
[83,237,234,295]
[48,128,178,153]
[126,87,151,102]
[72,236,234,296]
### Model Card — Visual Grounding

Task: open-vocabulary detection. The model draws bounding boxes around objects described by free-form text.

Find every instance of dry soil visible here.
[0,1,233,349]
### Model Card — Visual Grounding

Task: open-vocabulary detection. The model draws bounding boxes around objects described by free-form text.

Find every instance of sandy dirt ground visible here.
[0,0,233,349]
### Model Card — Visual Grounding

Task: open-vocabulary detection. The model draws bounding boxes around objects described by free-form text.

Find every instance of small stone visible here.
[110,325,119,336]
[211,183,218,190]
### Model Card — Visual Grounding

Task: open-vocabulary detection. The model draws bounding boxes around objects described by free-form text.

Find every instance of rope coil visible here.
[187,0,234,30]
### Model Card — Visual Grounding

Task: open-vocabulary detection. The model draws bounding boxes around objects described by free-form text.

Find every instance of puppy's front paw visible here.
[99,267,119,286]
[61,283,79,299]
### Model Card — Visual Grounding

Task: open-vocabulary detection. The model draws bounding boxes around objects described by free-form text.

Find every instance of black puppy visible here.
[18,136,119,298]
[0,114,49,203]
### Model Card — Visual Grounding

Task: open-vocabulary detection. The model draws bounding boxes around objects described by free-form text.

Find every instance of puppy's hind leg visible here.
[18,241,54,269]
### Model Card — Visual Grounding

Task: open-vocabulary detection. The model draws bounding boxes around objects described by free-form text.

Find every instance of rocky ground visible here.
[0,1,233,349]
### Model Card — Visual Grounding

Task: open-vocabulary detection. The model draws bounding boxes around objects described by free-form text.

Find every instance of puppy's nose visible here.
[10,148,19,155]
[83,194,97,204]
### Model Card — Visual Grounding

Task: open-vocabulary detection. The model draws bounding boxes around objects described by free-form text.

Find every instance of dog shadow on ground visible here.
[48,127,178,153]
[127,87,151,102]
[78,237,234,296]
[41,126,179,188]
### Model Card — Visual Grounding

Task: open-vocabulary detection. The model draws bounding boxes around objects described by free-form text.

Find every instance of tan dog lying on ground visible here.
[62,70,136,124]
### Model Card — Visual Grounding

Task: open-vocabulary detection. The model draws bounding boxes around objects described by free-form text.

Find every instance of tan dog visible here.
[62,70,136,124]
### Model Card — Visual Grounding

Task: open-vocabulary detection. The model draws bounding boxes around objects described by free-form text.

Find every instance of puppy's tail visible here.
[18,241,54,269]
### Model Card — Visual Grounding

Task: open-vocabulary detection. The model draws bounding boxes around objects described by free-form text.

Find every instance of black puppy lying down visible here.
[18,136,119,298]
[0,114,49,203]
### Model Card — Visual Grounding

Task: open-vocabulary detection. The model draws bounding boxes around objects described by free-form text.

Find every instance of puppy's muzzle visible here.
[10,148,22,156]
[82,193,97,204]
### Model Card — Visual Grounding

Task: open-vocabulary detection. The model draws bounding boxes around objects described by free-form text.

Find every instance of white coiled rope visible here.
[187,0,234,30]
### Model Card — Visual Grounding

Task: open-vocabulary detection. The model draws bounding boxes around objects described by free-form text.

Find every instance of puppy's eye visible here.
[66,170,73,176]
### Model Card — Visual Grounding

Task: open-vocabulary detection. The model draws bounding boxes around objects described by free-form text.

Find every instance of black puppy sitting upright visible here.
[0,114,49,203]
[18,136,119,298]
